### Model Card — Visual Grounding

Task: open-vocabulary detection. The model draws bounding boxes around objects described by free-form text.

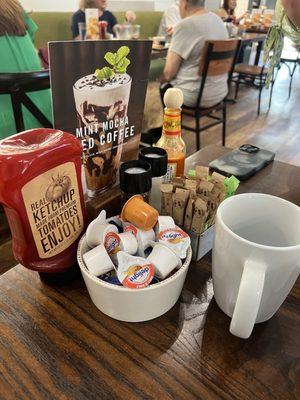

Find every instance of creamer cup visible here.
[86,210,118,248]
[155,216,175,238]
[116,252,155,289]
[104,231,138,263]
[158,227,191,259]
[83,244,115,276]
[146,242,182,279]
[119,231,138,254]
[123,222,155,257]
[121,195,159,230]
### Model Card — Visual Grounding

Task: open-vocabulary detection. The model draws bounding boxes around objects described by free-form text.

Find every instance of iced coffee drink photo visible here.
[73,46,132,195]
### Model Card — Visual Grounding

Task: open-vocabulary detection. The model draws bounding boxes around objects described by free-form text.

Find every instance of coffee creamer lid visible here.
[158,227,190,259]
[104,231,121,255]
[116,252,154,289]
[123,223,138,237]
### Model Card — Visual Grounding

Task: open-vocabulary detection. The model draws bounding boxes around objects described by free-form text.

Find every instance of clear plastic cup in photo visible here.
[78,22,87,40]
[73,73,132,196]
[129,25,141,40]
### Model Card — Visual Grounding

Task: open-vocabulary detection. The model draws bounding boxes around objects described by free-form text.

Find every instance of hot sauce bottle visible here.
[156,88,186,181]
[0,129,87,282]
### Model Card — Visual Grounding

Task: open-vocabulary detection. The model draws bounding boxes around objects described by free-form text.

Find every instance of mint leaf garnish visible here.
[95,67,115,80]
[104,52,116,66]
[115,46,130,64]
[95,46,130,80]
[115,57,130,73]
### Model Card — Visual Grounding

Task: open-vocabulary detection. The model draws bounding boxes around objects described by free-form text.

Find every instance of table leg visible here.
[255,41,263,66]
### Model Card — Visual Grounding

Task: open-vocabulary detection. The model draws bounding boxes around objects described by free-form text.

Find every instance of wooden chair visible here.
[0,70,53,132]
[232,63,275,116]
[181,39,240,151]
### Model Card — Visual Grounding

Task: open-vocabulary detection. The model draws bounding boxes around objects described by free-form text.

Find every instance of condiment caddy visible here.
[160,166,240,261]
[77,196,192,322]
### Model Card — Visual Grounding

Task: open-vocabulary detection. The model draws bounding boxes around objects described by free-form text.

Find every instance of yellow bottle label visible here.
[163,111,181,136]
[21,162,84,259]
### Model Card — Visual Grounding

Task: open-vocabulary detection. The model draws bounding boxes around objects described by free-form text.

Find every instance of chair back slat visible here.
[199,39,240,76]
[0,70,52,132]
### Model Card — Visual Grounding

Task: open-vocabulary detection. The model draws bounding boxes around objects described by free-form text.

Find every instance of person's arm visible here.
[110,12,118,30]
[282,0,300,27]
[163,51,183,81]
[71,12,80,39]
[165,5,181,28]
[163,21,193,82]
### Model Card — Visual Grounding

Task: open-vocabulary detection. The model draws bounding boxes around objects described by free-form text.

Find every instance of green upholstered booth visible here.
[31,11,163,48]
[31,11,165,81]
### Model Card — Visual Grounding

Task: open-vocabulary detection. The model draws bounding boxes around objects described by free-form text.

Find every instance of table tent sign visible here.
[49,40,152,194]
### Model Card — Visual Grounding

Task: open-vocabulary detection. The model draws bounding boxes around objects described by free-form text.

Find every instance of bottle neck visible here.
[162,107,182,138]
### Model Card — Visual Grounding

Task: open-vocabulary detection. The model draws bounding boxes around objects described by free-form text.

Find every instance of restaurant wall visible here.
[20,0,224,12]
[20,0,171,12]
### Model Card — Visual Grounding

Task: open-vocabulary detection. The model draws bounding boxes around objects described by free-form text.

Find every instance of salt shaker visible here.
[139,147,168,212]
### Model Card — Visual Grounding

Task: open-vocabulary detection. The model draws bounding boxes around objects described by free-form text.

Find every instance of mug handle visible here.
[229,260,266,339]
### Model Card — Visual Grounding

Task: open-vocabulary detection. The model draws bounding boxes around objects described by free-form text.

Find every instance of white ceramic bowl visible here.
[77,235,192,322]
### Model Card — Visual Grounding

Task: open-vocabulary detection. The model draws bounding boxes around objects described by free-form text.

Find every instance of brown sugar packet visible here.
[206,193,220,226]
[175,187,190,199]
[196,166,209,179]
[211,181,226,202]
[161,184,174,216]
[211,171,226,183]
[191,197,208,234]
[184,179,198,197]
[198,180,214,197]
[171,176,186,190]
[172,192,189,227]
[184,198,195,231]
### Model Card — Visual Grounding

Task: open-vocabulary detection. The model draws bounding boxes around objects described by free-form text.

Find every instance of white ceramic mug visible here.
[213,193,300,339]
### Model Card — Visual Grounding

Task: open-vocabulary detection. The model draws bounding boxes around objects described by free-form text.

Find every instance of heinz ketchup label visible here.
[21,162,84,259]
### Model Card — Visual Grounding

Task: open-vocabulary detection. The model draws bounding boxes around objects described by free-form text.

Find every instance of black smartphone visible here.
[209,144,275,180]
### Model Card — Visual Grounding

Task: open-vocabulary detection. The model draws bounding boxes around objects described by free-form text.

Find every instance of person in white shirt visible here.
[157,0,181,37]
[162,0,229,108]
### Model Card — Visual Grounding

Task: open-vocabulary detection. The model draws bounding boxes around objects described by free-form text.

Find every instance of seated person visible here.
[71,0,117,39]
[216,0,245,24]
[162,0,229,108]
[124,10,137,24]
[158,0,181,37]
[0,0,52,139]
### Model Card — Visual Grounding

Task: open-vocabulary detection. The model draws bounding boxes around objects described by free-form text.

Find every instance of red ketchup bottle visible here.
[99,20,108,39]
[0,129,87,283]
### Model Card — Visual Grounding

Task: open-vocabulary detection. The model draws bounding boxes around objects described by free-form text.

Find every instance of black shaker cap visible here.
[139,147,168,178]
[120,160,152,194]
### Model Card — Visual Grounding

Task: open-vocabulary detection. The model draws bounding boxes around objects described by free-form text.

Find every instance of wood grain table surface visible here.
[1,145,299,400]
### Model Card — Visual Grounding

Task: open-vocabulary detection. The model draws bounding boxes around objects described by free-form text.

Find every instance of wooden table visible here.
[238,33,267,65]
[151,48,168,60]
[1,145,299,400]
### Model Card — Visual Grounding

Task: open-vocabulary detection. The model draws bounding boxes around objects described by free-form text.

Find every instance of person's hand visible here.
[281,0,300,27]
[236,13,247,24]
[166,26,174,36]
[125,10,136,23]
